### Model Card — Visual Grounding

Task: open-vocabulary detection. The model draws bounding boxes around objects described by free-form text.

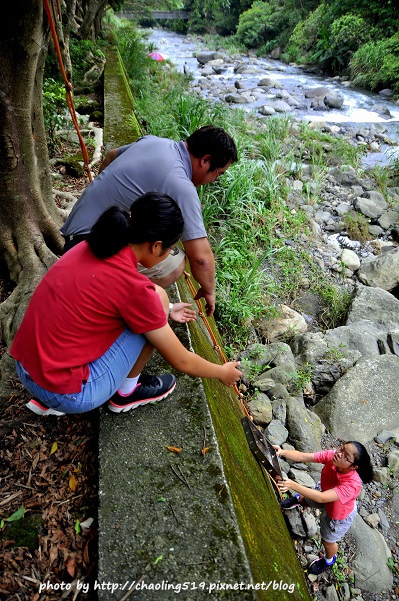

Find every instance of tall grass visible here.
[115,18,361,351]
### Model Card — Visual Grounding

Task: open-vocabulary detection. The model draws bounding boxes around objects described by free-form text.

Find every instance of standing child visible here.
[275,442,373,575]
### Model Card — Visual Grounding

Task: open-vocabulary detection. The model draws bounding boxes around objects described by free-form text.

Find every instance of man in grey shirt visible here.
[61,126,237,316]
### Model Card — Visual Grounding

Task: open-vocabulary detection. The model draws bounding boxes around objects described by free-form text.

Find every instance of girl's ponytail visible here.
[89,207,130,258]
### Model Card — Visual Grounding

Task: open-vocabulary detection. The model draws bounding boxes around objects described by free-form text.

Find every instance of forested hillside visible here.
[126,0,399,96]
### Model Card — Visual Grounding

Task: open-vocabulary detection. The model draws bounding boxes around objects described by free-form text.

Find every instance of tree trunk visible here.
[0,0,65,399]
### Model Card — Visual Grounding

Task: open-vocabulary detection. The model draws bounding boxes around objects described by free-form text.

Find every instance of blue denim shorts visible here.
[15,329,146,414]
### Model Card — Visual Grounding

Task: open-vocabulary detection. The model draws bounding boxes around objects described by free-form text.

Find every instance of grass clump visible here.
[343,213,372,243]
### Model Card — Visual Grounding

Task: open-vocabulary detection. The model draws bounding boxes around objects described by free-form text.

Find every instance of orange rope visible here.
[43,0,93,182]
[183,271,250,418]
[183,271,284,498]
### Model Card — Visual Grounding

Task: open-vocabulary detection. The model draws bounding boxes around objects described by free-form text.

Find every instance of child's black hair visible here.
[88,192,184,259]
[349,441,374,483]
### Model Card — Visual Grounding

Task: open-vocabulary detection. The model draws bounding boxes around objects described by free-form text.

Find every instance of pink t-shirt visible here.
[11,243,167,394]
[314,449,362,520]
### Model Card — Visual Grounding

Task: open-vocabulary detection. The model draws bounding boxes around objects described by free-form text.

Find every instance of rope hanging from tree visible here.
[43,0,93,182]
[183,271,283,500]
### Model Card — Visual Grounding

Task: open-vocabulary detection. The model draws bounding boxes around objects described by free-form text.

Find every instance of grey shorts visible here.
[138,246,186,279]
[305,484,357,543]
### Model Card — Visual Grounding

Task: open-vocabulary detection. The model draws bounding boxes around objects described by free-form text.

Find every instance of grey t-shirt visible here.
[61,135,207,242]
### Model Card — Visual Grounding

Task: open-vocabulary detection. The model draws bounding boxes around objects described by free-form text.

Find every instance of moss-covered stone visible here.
[2,514,43,551]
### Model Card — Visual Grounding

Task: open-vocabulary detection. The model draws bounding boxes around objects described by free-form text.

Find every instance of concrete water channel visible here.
[96,45,311,601]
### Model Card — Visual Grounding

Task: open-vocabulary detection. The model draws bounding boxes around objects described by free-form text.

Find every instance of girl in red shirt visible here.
[11,192,242,415]
[274,442,373,575]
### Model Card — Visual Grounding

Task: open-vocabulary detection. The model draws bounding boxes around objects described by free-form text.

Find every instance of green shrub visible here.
[42,78,70,153]
[350,32,399,93]
[289,3,332,55]
[236,1,288,49]
[69,37,106,84]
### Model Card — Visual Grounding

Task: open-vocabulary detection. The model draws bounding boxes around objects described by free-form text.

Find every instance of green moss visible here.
[104,46,142,152]
[2,514,43,551]
[178,275,311,601]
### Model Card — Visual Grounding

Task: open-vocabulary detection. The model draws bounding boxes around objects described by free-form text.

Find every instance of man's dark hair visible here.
[186,125,238,171]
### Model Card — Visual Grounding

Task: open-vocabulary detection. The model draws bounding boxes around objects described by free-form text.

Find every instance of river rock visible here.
[258,77,284,89]
[264,419,288,445]
[289,467,316,488]
[224,93,252,104]
[350,513,393,592]
[258,105,276,116]
[302,510,318,537]
[357,247,399,291]
[324,92,344,108]
[354,190,388,218]
[377,209,399,229]
[341,248,360,271]
[329,165,364,187]
[388,449,399,477]
[246,393,273,426]
[347,284,399,331]
[305,86,331,98]
[234,64,257,74]
[324,320,384,357]
[258,305,307,341]
[314,354,399,443]
[196,51,224,64]
[285,397,323,452]
[271,399,286,423]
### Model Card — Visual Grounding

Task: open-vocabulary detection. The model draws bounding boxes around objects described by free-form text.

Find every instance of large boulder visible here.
[305,86,331,98]
[324,93,344,109]
[354,193,388,219]
[257,305,307,341]
[314,355,399,443]
[286,397,323,452]
[324,320,386,357]
[357,247,399,291]
[350,514,393,592]
[347,284,399,331]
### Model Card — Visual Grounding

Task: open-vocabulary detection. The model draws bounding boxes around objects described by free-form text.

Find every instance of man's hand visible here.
[194,288,215,316]
[170,302,196,323]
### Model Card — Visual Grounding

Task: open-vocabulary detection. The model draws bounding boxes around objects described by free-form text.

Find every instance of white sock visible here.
[325,555,336,565]
[118,375,140,396]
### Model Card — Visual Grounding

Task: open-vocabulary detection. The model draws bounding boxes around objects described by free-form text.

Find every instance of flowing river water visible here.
[145,28,399,168]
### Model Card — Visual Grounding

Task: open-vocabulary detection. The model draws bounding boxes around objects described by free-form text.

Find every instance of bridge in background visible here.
[118,10,190,20]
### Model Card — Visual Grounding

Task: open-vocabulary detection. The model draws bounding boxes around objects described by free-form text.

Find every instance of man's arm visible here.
[182,237,216,316]
[98,148,119,173]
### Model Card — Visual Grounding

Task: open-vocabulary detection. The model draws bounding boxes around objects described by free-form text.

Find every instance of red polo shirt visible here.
[10,243,166,394]
[314,449,362,520]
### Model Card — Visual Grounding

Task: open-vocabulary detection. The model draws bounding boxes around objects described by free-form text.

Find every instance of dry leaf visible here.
[50,442,58,455]
[69,474,78,491]
[201,447,210,455]
[66,554,76,578]
[166,446,182,453]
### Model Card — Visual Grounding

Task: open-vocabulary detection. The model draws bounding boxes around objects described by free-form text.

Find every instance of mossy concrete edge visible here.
[178,276,311,601]
[104,46,142,153]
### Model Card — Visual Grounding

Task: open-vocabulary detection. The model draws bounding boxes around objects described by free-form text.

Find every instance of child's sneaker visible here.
[280,494,300,510]
[108,373,176,413]
[308,554,337,575]
[26,398,66,416]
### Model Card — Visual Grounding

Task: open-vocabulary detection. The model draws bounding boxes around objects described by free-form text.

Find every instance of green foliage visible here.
[350,32,399,94]
[236,1,289,49]
[343,212,372,242]
[69,37,106,84]
[289,3,332,56]
[42,78,70,154]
